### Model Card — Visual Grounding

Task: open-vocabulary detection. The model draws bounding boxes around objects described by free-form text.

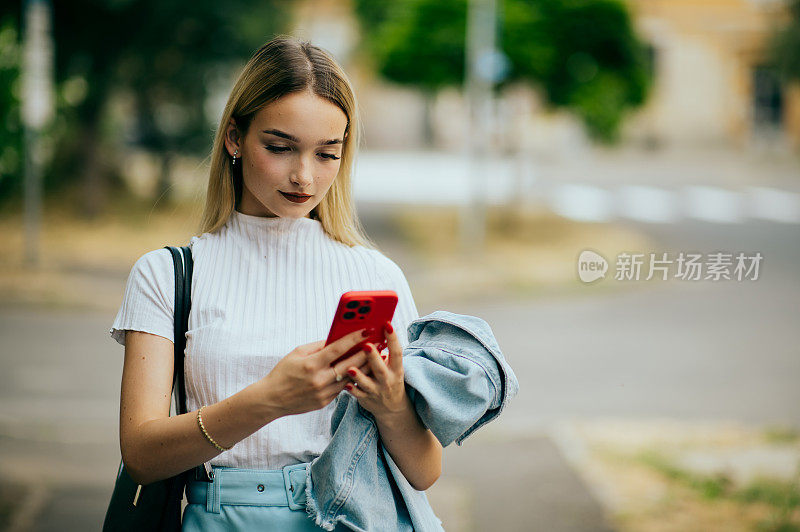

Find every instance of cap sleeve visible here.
[109,248,175,346]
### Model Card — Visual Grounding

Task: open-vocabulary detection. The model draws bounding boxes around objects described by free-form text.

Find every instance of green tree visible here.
[770,0,800,81]
[353,0,652,143]
[0,1,290,215]
[0,15,21,205]
[354,0,466,144]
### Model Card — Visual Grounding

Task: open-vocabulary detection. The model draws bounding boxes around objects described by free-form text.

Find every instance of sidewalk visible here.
[0,419,613,532]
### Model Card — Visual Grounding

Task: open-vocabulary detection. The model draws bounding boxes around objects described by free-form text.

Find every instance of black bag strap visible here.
[101,246,199,532]
[165,246,192,415]
[164,246,211,485]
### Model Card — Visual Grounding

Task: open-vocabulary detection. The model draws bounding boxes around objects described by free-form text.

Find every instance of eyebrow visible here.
[262,128,342,146]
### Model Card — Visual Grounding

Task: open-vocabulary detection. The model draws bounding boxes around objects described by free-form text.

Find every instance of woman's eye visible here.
[266,145,290,153]
[318,153,341,160]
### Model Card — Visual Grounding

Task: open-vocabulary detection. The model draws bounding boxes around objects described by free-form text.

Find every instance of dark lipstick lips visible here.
[280,191,312,203]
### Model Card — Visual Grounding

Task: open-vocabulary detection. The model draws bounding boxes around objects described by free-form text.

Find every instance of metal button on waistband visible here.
[257,484,265,492]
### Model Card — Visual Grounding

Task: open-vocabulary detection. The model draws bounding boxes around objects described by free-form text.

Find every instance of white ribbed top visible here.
[110,210,419,469]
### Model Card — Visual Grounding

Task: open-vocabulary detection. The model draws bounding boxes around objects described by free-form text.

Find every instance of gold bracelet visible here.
[197,405,232,452]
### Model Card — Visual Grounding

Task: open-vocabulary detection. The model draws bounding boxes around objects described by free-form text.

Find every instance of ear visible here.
[224,118,241,157]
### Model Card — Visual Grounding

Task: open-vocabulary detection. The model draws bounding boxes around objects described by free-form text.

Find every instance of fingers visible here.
[318,328,370,366]
[361,342,391,385]
[345,380,367,398]
[320,360,371,402]
[383,321,403,371]
[343,342,390,389]
[331,349,369,382]
[298,340,326,355]
[344,366,378,395]
[351,356,374,378]
[309,340,326,351]
[358,360,373,376]
[320,379,348,398]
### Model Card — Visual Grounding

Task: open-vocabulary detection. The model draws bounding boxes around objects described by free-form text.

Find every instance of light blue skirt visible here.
[181,463,328,531]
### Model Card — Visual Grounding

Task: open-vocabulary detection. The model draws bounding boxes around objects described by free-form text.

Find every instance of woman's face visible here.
[225,90,348,218]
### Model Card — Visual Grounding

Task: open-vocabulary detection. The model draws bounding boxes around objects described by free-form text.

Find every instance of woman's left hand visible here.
[344,321,407,419]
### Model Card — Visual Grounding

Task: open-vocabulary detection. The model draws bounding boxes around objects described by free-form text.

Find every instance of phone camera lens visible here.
[358,306,370,314]
[343,311,355,319]
[346,301,359,309]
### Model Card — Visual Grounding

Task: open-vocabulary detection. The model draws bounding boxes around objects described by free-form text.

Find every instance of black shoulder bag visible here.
[102,245,212,531]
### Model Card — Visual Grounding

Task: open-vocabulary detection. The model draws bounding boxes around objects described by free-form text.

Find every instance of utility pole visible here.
[22,0,54,267]
[461,0,498,256]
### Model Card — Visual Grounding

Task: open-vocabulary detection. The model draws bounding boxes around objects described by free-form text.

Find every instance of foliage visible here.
[354,0,466,93]
[638,450,800,532]
[0,0,290,210]
[770,0,800,82]
[353,0,652,143]
[0,14,21,205]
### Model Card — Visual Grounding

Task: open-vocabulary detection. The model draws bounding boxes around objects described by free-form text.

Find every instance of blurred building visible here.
[625,0,800,151]
[289,0,800,153]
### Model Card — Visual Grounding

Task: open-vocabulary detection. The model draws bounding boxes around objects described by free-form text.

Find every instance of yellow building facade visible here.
[626,0,800,149]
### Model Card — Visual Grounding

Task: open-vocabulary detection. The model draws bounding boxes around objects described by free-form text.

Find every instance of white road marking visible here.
[618,185,681,223]
[353,151,800,224]
[549,184,615,222]
[683,186,745,224]
[747,186,800,223]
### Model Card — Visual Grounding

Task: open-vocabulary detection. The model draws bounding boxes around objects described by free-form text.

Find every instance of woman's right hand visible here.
[258,328,375,417]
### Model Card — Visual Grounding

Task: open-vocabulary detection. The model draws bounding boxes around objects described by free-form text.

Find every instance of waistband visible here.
[186,463,309,514]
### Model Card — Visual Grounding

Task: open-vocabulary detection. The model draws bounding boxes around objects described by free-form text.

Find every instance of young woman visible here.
[110,36,442,530]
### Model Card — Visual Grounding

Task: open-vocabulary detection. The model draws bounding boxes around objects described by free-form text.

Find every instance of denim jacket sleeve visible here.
[403,310,519,446]
[304,310,519,531]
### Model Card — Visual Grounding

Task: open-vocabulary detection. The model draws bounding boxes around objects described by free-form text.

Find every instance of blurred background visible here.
[1,0,799,530]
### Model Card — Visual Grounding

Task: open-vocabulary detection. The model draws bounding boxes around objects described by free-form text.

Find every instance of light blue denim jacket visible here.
[303,310,520,531]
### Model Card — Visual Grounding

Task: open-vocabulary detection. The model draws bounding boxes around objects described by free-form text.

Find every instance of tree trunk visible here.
[154,151,174,207]
[422,91,436,148]
[80,118,106,220]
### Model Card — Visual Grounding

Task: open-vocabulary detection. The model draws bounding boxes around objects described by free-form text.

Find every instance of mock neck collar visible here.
[228,209,324,237]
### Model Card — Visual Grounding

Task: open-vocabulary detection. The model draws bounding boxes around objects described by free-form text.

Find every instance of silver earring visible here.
[232,149,239,167]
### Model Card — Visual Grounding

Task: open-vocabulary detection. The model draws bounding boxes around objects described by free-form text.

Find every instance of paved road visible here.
[1,217,797,531]
[449,219,800,432]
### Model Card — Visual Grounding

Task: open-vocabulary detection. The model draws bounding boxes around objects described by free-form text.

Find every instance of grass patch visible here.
[0,193,202,310]
[764,427,800,445]
[637,449,734,500]
[636,449,800,531]
[0,190,202,271]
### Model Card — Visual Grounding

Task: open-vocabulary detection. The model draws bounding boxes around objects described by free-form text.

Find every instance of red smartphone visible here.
[325,290,398,366]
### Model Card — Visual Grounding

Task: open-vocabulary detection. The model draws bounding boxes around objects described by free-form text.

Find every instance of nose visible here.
[290,154,314,189]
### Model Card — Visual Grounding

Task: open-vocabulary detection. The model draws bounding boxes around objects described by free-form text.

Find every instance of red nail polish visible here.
[362,328,370,337]
[345,383,353,391]
[347,368,357,377]
[384,322,393,334]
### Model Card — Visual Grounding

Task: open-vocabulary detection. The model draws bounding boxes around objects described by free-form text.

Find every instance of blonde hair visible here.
[200,35,377,249]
